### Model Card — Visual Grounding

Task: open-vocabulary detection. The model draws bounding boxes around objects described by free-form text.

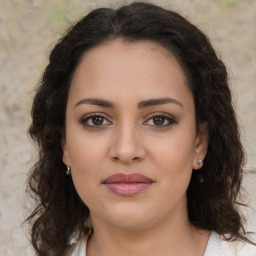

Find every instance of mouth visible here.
[103,173,153,197]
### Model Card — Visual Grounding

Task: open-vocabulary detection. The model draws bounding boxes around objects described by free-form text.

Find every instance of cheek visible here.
[150,132,195,193]
[65,133,107,203]
[66,128,107,169]
[151,133,196,170]
[70,153,99,210]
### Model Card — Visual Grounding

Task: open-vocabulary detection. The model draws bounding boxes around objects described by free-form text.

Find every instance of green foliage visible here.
[222,0,239,8]
[50,2,66,26]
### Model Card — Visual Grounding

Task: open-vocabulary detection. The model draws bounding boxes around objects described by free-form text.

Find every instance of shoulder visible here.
[64,238,87,256]
[221,233,256,256]
[62,232,256,256]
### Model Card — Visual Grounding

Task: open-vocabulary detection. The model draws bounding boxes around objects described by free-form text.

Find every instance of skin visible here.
[62,39,209,256]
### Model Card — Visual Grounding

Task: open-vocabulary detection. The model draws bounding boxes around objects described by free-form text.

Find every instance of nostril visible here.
[109,138,146,163]
[111,155,141,163]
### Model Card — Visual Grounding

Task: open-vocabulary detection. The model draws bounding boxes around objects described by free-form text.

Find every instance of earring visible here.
[197,160,203,166]
[197,160,204,183]
[66,166,71,175]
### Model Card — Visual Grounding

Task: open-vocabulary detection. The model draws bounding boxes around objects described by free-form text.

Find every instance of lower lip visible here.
[105,183,152,196]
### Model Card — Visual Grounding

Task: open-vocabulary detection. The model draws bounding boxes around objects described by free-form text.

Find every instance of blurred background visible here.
[0,0,255,255]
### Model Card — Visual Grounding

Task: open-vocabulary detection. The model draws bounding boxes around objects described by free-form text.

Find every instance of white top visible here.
[69,231,256,256]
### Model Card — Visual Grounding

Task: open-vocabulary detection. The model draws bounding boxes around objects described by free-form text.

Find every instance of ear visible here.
[61,138,71,167]
[193,121,208,170]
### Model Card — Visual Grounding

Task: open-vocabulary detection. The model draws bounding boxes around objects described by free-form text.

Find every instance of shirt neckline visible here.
[204,231,222,256]
[71,231,220,256]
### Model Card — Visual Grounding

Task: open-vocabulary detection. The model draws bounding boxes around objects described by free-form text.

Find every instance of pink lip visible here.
[103,173,153,196]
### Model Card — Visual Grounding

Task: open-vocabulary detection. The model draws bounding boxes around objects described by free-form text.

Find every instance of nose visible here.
[109,124,146,165]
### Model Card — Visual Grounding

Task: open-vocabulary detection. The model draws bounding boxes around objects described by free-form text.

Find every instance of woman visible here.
[26,2,256,256]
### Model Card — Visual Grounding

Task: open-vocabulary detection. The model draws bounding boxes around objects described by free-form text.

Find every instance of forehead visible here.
[69,39,192,105]
[78,39,185,75]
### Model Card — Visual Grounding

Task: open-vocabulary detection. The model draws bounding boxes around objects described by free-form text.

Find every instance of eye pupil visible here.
[153,117,165,125]
[92,116,104,125]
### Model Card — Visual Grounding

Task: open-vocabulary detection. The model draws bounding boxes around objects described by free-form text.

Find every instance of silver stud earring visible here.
[197,160,203,165]
[66,166,71,175]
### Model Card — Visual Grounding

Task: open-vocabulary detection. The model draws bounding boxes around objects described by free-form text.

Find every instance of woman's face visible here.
[62,40,207,230]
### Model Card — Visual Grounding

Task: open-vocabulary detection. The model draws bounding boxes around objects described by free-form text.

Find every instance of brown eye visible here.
[92,116,104,125]
[153,116,165,125]
[144,114,177,127]
[80,114,112,128]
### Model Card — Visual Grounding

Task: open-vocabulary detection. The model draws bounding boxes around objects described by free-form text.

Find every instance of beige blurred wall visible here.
[0,0,255,255]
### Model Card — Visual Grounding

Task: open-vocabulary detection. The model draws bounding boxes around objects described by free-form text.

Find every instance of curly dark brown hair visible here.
[26,2,250,255]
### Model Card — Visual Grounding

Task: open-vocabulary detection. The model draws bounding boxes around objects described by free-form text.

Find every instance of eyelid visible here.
[79,112,112,127]
[143,112,177,127]
[78,112,176,128]
[143,112,176,120]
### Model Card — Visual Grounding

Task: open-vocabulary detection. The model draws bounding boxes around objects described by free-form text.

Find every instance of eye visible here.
[80,114,112,128]
[144,114,177,127]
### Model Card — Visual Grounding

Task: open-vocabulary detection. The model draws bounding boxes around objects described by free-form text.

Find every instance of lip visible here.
[103,173,153,197]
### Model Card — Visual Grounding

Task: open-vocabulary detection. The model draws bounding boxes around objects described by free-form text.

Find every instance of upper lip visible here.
[103,173,153,184]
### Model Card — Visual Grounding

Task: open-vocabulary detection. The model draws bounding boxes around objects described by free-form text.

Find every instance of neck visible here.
[87,211,209,256]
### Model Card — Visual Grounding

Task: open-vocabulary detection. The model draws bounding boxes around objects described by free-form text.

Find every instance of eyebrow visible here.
[74,98,114,108]
[74,97,183,109]
[138,97,184,109]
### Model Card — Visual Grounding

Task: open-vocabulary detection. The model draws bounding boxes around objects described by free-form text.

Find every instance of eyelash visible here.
[143,113,177,127]
[79,113,177,128]
[79,113,112,128]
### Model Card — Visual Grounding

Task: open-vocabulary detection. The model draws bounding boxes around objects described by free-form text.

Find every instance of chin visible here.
[100,203,159,230]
